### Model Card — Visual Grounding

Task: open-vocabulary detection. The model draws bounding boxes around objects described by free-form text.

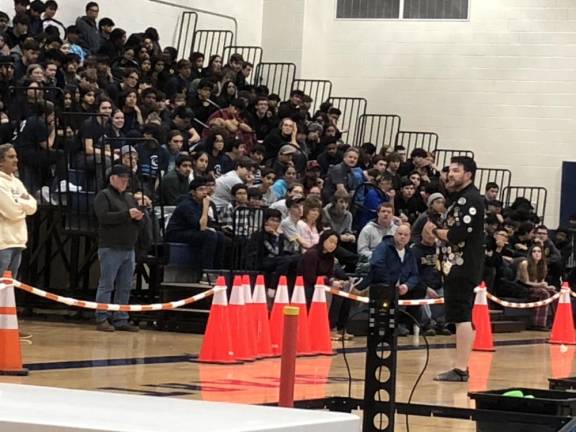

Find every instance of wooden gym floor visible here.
[2,321,573,431]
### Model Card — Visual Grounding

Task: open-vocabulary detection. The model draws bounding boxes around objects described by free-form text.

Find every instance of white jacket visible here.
[0,171,37,250]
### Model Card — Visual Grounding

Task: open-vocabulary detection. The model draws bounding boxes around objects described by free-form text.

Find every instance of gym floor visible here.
[2,321,572,431]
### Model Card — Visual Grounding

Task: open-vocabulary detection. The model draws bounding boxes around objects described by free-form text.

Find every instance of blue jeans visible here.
[0,248,23,278]
[95,248,135,324]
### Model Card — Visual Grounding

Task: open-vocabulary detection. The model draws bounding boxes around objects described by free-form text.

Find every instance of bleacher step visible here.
[492,320,526,333]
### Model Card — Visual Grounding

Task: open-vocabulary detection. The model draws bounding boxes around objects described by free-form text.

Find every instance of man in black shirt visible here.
[249,96,277,141]
[93,164,143,332]
[4,13,29,49]
[426,156,485,382]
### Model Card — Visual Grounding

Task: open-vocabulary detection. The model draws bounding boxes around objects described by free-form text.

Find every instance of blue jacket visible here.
[368,236,419,290]
[165,195,203,238]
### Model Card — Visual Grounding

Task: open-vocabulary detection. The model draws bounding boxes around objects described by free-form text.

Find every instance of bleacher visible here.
[8,3,558,333]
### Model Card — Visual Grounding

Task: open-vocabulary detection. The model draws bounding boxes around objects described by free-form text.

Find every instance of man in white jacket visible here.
[0,144,37,277]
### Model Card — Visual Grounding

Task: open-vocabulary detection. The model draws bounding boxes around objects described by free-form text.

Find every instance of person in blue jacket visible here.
[366,224,424,336]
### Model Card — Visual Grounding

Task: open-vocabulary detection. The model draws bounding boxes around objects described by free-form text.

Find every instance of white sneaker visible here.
[59,180,82,192]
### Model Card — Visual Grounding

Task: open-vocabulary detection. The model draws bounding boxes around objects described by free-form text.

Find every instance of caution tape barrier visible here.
[486,291,561,309]
[325,286,445,306]
[327,286,566,309]
[1,277,218,312]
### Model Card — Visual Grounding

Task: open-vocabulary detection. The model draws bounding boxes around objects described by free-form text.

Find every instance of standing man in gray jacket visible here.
[93,165,143,332]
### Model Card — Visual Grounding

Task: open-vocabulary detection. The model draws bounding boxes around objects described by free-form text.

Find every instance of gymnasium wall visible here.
[262,0,576,226]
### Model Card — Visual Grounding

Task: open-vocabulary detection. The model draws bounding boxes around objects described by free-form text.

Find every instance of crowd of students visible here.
[0,0,573,339]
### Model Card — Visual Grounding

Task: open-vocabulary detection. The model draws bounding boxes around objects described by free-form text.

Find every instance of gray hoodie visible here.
[357,220,398,259]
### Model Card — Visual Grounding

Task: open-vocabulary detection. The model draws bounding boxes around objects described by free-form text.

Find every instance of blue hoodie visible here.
[367,236,419,290]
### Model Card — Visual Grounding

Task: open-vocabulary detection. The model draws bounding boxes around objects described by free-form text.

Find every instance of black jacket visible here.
[94,185,141,250]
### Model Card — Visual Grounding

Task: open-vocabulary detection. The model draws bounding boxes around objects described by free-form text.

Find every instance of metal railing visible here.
[394,130,438,156]
[503,186,548,222]
[253,62,296,100]
[291,79,332,115]
[222,46,263,84]
[433,148,474,170]
[175,11,198,59]
[192,30,234,64]
[148,0,237,46]
[474,168,512,200]
[353,114,402,152]
[329,96,367,145]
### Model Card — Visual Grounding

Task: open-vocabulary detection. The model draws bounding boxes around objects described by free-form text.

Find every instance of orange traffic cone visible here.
[252,275,273,358]
[472,282,494,352]
[229,275,256,361]
[199,276,239,364]
[270,275,290,356]
[549,284,576,345]
[308,277,334,355]
[0,271,28,376]
[241,275,259,358]
[291,276,313,356]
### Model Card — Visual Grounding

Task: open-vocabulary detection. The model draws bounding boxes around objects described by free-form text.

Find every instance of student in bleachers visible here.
[165,176,226,271]
[356,172,394,230]
[250,167,276,206]
[269,182,304,218]
[270,163,298,201]
[384,151,402,190]
[212,156,255,212]
[483,181,499,207]
[356,202,399,273]
[322,147,363,203]
[246,208,299,292]
[160,154,191,205]
[394,178,426,225]
[75,2,101,54]
[515,244,558,330]
[297,197,322,253]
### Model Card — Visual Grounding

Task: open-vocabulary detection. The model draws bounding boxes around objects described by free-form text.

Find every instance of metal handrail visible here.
[147,0,238,45]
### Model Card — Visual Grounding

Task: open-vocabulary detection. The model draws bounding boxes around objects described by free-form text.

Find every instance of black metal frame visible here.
[191,30,233,64]
[222,46,263,84]
[503,186,548,222]
[353,114,402,152]
[394,130,438,157]
[433,148,474,170]
[253,62,296,101]
[175,11,198,59]
[288,283,575,431]
[291,79,332,114]
[474,168,512,200]
[329,96,368,144]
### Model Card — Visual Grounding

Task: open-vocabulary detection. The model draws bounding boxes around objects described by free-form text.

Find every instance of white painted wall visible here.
[284,0,576,226]
[0,0,263,51]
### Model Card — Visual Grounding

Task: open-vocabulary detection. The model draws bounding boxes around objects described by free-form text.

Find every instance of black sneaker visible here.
[96,321,115,332]
[437,326,453,336]
[114,322,139,332]
[434,368,469,382]
[423,328,436,337]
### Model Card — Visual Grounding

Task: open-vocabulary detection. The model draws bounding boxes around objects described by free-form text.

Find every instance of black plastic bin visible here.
[549,377,576,392]
[469,388,576,432]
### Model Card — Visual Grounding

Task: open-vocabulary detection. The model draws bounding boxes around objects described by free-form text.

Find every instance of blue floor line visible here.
[23,338,549,372]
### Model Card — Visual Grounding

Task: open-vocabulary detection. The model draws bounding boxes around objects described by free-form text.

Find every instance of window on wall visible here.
[336,0,469,20]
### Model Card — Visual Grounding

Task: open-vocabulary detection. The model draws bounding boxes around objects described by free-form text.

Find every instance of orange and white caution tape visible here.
[2,278,218,312]
[326,287,369,304]
[325,286,444,306]
[486,291,561,309]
